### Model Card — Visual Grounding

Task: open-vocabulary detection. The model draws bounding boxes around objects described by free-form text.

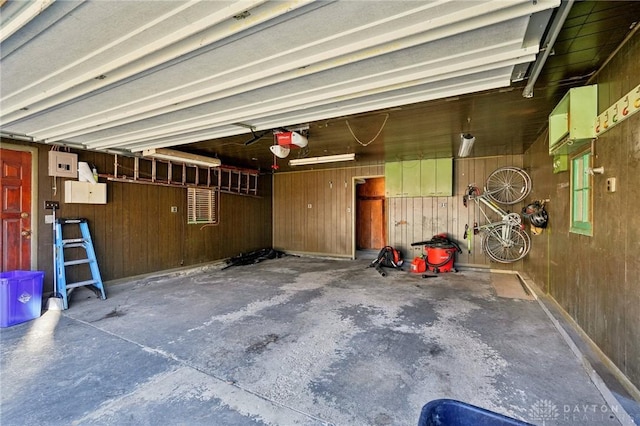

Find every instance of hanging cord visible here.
[345,114,389,147]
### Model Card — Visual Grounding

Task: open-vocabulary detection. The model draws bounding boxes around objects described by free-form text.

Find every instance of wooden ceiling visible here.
[1,1,639,173]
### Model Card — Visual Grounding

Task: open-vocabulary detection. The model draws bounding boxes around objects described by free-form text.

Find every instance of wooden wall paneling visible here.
[598,114,629,373]
[386,198,395,248]
[307,171,318,253]
[283,172,292,250]
[292,171,306,252]
[329,172,339,253]
[92,196,108,280]
[401,196,410,255]
[345,168,353,255]
[133,184,149,274]
[319,170,329,253]
[332,168,342,252]
[272,164,395,257]
[21,144,272,288]
[345,168,354,255]
[392,197,404,253]
[330,170,341,254]
[623,113,640,385]
[521,32,640,390]
[292,174,307,251]
[471,158,486,265]
[145,184,159,271]
[315,172,323,253]
[273,174,294,249]
[320,170,331,254]
[172,187,184,267]
[273,173,286,249]
[454,159,469,264]
[119,183,133,277]
[108,182,123,279]
[272,174,281,249]
[436,196,449,235]
[229,194,242,255]
[412,197,423,257]
[285,172,296,250]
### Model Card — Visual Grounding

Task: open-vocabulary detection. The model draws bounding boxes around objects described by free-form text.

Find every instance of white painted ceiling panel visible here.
[115,67,515,152]
[0,0,560,156]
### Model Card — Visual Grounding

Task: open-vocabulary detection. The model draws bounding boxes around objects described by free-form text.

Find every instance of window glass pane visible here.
[574,189,583,221]
[575,158,583,188]
[583,189,589,220]
[571,151,592,235]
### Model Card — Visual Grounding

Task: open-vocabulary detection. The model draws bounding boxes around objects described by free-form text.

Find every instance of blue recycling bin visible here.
[418,399,533,426]
[0,270,45,327]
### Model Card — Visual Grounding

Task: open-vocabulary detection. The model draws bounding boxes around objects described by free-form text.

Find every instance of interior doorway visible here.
[355,177,386,251]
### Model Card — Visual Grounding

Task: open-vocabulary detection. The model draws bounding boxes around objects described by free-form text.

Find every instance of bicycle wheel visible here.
[481,225,531,263]
[484,167,531,205]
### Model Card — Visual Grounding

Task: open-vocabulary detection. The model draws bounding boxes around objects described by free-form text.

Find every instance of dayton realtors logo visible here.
[528,399,559,425]
[529,399,620,424]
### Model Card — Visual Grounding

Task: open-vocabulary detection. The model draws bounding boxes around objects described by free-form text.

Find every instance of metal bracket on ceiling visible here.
[522,0,575,98]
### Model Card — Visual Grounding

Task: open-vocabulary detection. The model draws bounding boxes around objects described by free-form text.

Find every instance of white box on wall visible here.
[48,151,78,178]
[64,181,107,204]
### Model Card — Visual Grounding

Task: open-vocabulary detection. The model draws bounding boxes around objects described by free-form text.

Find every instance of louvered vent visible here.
[187,187,219,225]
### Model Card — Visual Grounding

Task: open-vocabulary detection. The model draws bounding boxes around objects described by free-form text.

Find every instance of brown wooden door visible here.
[357,199,386,249]
[356,178,386,250]
[1,149,32,271]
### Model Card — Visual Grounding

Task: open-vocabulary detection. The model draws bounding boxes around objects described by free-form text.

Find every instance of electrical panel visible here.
[48,151,78,178]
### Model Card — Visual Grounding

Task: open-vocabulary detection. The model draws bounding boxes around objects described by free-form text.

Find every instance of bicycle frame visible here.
[464,185,530,263]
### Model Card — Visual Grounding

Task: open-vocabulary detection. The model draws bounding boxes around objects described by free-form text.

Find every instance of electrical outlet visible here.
[45,215,54,224]
[44,200,60,210]
[171,206,178,213]
[606,177,616,192]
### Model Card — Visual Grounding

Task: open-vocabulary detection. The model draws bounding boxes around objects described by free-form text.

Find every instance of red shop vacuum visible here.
[410,234,462,274]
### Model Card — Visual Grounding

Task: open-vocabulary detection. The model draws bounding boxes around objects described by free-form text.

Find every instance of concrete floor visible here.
[0,256,630,425]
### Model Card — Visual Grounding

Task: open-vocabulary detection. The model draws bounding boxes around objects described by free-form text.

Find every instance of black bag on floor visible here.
[370,246,404,269]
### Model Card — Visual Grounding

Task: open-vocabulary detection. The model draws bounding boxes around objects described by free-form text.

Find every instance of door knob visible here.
[21,230,32,237]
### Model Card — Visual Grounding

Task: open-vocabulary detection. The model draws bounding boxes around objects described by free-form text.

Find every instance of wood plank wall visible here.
[272,157,530,271]
[523,32,640,391]
[273,164,384,256]
[388,155,526,270]
[11,144,272,293]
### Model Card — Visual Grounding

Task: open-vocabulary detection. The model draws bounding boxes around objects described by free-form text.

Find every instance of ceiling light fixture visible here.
[458,134,476,158]
[290,153,355,166]
[269,145,290,159]
[142,148,221,167]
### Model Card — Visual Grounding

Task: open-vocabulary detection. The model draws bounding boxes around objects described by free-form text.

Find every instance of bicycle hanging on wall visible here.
[463,167,532,263]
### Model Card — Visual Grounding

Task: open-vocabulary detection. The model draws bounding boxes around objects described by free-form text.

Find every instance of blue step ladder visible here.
[54,218,106,309]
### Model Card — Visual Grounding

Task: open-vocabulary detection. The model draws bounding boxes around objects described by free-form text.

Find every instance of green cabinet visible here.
[402,160,421,197]
[385,161,404,197]
[420,158,453,196]
[385,158,452,197]
[549,85,597,155]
